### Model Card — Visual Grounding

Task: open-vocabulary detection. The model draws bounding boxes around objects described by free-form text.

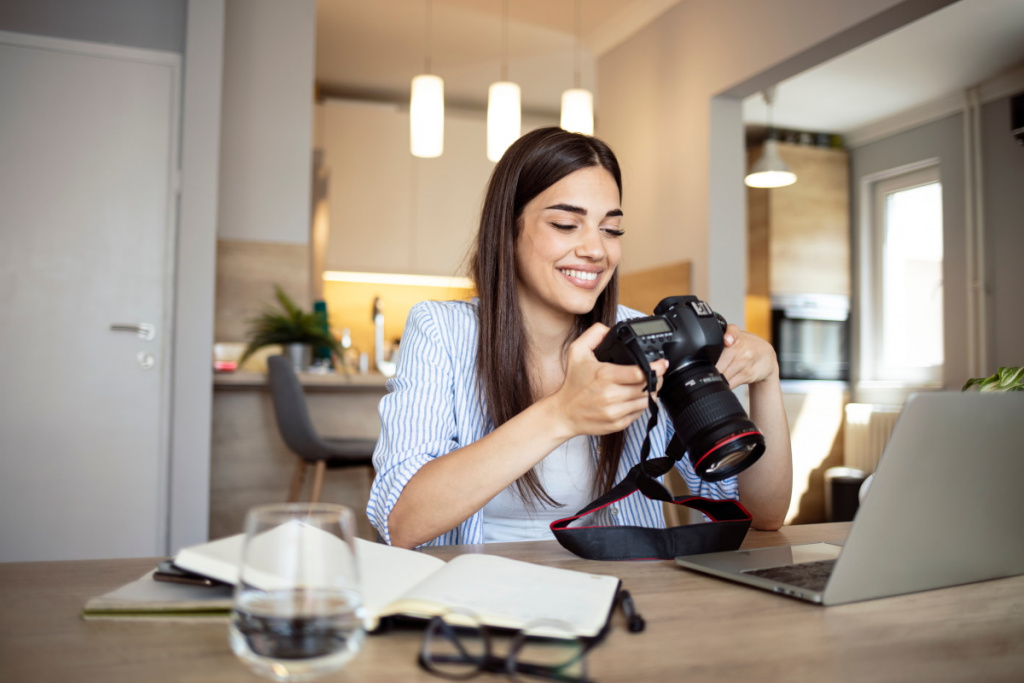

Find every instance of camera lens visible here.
[658,362,766,482]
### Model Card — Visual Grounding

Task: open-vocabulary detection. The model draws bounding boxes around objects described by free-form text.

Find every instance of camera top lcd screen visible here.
[629,318,672,336]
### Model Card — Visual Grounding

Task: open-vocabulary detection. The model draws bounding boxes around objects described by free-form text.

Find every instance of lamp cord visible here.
[501,0,509,81]
[424,0,433,74]
[573,0,581,89]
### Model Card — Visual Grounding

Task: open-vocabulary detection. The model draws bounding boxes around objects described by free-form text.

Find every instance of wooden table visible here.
[2,523,1022,682]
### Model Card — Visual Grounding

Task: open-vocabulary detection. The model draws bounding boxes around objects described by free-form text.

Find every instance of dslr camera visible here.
[594,295,765,481]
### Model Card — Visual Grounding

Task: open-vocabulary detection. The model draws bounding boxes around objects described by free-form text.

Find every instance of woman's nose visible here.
[574,226,606,259]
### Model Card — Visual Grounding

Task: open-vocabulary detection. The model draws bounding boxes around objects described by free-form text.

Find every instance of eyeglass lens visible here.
[423,618,490,679]
[510,627,587,682]
[421,616,588,682]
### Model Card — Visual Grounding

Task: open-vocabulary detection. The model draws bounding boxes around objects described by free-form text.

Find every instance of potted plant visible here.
[962,367,1024,392]
[238,285,341,372]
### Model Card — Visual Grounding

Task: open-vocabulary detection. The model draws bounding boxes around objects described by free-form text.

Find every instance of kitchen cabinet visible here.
[321,99,495,278]
[747,142,851,298]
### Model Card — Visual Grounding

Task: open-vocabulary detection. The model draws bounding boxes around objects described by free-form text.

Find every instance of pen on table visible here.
[618,589,645,633]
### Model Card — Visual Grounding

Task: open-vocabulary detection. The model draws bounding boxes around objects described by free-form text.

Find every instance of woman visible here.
[368,128,791,549]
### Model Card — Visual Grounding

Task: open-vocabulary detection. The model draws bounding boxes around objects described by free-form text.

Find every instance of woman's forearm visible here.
[738,377,793,530]
[387,396,574,549]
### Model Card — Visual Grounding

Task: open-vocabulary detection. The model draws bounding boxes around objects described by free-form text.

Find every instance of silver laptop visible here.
[675,391,1024,605]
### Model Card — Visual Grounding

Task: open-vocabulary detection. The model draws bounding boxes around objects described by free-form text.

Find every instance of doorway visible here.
[0,31,180,561]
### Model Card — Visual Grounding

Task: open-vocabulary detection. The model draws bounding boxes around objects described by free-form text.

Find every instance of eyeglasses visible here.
[418,609,594,683]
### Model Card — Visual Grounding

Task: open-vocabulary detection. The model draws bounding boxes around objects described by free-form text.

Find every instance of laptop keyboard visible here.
[742,559,837,592]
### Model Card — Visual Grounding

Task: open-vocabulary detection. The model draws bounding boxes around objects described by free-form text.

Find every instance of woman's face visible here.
[515,166,623,326]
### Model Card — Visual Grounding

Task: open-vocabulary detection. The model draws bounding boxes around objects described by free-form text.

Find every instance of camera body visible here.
[594,296,728,381]
[595,296,765,482]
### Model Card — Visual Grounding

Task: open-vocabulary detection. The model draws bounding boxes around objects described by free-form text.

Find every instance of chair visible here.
[266,355,377,503]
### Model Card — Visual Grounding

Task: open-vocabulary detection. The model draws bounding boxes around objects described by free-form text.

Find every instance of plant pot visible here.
[282,343,312,373]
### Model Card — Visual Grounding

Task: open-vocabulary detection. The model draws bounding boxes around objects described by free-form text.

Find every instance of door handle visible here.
[110,322,156,341]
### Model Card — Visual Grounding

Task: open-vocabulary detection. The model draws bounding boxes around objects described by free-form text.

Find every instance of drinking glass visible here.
[229,503,366,682]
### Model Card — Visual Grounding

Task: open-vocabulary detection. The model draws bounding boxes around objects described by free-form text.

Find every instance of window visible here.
[864,165,944,384]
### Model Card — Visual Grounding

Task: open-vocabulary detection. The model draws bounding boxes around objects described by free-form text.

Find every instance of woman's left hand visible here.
[716,325,779,389]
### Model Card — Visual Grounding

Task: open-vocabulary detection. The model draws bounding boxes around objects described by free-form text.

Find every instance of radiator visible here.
[843,403,902,473]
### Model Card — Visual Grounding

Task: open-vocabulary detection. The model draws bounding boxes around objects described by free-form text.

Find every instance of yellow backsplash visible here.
[321,280,475,357]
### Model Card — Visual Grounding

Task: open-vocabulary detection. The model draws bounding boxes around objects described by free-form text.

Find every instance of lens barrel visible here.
[659,362,766,482]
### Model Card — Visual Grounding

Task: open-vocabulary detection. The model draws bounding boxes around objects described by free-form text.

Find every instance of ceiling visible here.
[316,0,1024,134]
[315,0,680,114]
[744,0,1024,138]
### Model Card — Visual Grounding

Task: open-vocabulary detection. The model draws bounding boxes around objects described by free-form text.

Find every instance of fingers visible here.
[723,324,740,346]
[593,354,669,395]
[576,322,611,351]
[593,394,654,433]
[716,329,778,388]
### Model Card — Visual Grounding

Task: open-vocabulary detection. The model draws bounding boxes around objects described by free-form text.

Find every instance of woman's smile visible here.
[557,266,602,287]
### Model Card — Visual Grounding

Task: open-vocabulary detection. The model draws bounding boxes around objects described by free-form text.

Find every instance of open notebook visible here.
[85,530,621,637]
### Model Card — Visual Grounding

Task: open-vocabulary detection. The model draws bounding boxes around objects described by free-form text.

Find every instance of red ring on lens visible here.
[692,431,763,474]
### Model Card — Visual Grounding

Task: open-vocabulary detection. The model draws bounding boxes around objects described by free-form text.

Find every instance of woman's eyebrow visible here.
[545,203,624,218]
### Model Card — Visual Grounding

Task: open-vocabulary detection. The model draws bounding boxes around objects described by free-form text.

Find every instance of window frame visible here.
[858,159,945,389]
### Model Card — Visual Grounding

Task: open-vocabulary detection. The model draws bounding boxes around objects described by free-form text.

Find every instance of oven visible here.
[771,294,849,381]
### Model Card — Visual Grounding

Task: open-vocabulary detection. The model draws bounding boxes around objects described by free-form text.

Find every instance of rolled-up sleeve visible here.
[367,302,467,545]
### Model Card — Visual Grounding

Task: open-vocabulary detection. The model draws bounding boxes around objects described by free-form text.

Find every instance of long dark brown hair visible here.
[469,127,625,507]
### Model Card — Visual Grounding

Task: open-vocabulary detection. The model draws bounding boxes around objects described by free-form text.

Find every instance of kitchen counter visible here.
[210,369,387,541]
[213,370,389,391]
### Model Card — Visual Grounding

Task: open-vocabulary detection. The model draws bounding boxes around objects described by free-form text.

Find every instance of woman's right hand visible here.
[549,323,668,437]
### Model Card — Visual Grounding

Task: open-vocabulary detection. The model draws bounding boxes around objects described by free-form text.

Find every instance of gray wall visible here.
[0,0,186,53]
[981,93,1024,369]
[851,97,1023,390]
[217,0,315,244]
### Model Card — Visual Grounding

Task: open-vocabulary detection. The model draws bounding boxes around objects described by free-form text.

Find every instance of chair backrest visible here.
[266,355,328,460]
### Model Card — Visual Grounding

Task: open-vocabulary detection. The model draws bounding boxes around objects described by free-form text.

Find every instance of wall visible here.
[596,0,951,324]
[982,92,1024,369]
[0,0,186,52]
[321,281,475,366]
[218,0,314,245]
[214,0,316,348]
[172,0,224,551]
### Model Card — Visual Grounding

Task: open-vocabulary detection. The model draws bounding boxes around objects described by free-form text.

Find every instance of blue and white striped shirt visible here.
[367,299,739,547]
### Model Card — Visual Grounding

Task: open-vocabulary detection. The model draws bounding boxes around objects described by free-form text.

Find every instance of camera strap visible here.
[550,395,752,561]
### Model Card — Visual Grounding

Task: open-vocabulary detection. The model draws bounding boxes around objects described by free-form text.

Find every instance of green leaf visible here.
[962,366,1024,392]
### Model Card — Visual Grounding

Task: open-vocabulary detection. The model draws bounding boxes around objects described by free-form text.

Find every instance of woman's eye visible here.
[602,227,625,237]
[551,223,576,231]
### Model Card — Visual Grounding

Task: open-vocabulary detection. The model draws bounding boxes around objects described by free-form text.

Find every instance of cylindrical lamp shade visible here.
[487,81,521,162]
[744,139,797,188]
[560,88,594,135]
[410,74,445,158]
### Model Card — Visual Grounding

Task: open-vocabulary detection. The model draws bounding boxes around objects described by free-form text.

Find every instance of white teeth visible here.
[560,269,598,281]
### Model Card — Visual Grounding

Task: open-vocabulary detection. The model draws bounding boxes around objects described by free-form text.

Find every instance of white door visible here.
[0,31,180,561]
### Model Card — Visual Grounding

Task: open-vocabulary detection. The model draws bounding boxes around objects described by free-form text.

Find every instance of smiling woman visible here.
[367,128,793,549]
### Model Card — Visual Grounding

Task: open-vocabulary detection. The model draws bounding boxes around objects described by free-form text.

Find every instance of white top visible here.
[482,436,597,543]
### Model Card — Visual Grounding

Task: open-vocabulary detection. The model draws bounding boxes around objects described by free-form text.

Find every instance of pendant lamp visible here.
[744,87,796,188]
[410,0,444,158]
[560,0,593,135]
[487,0,521,162]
